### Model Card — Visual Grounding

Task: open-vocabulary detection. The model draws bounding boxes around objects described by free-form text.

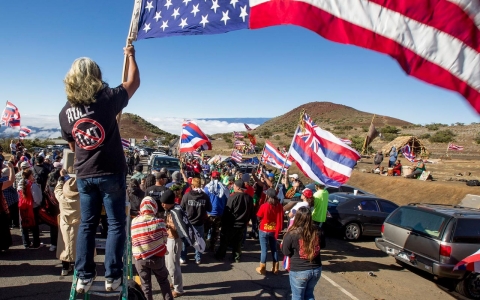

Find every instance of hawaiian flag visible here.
[244,124,253,131]
[19,127,31,138]
[339,138,352,145]
[448,143,464,151]
[233,131,244,139]
[121,138,131,149]
[191,150,202,158]
[454,249,480,272]
[231,150,243,162]
[402,144,416,162]
[234,140,245,146]
[262,140,293,170]
[1,101,21,128]
[289,113,361,187]
[180,120,212,153]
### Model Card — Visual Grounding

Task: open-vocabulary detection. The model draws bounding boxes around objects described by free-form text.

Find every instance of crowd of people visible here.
[372,146,428,179]
[0,46,329,300]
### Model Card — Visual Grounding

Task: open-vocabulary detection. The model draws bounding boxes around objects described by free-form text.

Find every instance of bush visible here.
[361,126,368,132]
[419,133,431,139]
[334,125,353,131]
[224,137,232,144]
[475,133,480,144]
[274,135,281,140]
[350,136,374,153]
[261,129,272,138]
[429,130,456,143]
[382,133,397,142]
[380,125,400,134]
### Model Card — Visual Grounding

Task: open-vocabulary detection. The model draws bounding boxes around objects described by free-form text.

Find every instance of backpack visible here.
[466,180,480,186]
[33,165,48,188]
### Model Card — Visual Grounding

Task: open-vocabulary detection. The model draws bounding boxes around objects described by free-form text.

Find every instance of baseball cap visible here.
[20,161,30,169]
[211,171,220,178]
[53,162,63,168]
[234,179,246,190]
[302,188,313,198]
[288,174,299,180]
[171,171,182,182]
[265,188,276,198]
[267,173,275,178]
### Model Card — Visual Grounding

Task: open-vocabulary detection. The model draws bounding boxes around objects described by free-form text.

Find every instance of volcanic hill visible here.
[253,101,412,134]
[119,113,177,142]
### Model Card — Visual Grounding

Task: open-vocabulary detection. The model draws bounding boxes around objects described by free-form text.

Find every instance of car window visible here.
[453,219,480,244]
[328,194,350,206]
[339,186,354,193]
[358,200,379,212]
[378,201,398,214]
[326,187,340,194]
[386,207,449,239]
[153,158,179,168]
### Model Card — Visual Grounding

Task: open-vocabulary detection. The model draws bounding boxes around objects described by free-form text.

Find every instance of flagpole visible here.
[116,0,142,125]
[178,120,184,158]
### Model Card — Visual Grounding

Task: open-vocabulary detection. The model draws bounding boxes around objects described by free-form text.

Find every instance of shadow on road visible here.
[0,281,71,300]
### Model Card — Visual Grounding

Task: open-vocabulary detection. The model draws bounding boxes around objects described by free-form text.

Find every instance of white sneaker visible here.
[76,277,95,294]
[105,278,122,291]
[180,258,186,264]
[49,245,57,252]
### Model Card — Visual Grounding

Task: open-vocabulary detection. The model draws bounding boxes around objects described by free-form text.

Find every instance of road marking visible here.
[323,274,359,300]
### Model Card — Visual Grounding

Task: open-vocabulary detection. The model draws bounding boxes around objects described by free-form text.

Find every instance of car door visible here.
[357,199,384,235]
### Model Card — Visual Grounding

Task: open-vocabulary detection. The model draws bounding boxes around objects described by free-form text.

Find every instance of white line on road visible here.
[323,274,359,300]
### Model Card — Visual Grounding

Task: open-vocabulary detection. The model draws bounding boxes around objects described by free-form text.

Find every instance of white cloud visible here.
[0,114,260,139]
[146,117,259,135]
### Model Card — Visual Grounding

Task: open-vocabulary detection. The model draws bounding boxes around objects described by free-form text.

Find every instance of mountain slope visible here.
[254,102,412,133]
[120,113,177,142]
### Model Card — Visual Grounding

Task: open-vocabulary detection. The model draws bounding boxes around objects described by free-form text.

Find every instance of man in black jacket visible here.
[180,178,211,264]
[215,179,253,263]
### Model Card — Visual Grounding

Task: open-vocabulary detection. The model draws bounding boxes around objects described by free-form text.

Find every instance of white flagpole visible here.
[116,0,143,125]
[274,125,299,190]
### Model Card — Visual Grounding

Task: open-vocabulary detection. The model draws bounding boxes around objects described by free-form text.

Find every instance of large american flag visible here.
[133,0,480,114]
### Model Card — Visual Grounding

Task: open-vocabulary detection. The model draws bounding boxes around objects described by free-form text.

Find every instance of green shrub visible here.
[274,135,281,140]
[429,130,456,143]
[419,133,431,139]
[334,125,353,131]
[475,133,480,144]
[361,126,368,132]
[350,136,374,153]
[382,133,397,142]
[224,137,232,144]
[380,125,400,134]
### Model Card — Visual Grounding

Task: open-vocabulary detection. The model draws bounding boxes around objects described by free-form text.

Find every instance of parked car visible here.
[148,151,168,166]
[304,183,374,196]
[325,193,398,240]
[148,156,180,175]
[375,204,480,299]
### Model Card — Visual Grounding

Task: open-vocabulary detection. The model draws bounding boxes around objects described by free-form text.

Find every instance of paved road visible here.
[0,226,468,300]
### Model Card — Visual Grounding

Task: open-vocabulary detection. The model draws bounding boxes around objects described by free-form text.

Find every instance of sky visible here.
[0,0,478,136]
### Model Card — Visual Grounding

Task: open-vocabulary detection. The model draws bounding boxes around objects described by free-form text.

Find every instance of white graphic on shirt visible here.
[72,118,105,150]
[66,106,94,124]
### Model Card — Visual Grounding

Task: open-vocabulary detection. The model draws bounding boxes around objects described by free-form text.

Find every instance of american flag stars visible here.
[138,0,250,39]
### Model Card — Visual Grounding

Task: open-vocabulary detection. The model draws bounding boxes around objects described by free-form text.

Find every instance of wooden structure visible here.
[381,136,429,158]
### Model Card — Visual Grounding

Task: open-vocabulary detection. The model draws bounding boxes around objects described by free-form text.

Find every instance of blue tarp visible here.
[241,156,259,165]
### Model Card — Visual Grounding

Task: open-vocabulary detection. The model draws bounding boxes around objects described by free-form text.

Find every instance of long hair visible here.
[64,57,104,106]
[22,169,33,194]
[287,206,319,262]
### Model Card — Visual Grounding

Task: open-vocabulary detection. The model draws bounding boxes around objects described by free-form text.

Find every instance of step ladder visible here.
[68,203,134,300]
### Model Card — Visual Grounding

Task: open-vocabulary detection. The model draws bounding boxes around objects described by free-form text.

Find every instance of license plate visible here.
[397,252,409,261]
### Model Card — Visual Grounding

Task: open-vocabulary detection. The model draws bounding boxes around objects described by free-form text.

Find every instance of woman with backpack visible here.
[18,169,43,249]
[282,206,322,300]
[255,188,284,275]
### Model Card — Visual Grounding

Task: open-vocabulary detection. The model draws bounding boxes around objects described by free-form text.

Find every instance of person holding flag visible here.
[59,45,140,293]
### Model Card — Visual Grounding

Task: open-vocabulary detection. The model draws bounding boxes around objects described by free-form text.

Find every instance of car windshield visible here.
[153,158,179,168]
[328,194,350,206]
[386,207,449,239]
[453,219,480,244]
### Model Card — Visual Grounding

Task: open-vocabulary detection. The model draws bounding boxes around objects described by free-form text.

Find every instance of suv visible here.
[376,204,480,298]
[148,156,180,175]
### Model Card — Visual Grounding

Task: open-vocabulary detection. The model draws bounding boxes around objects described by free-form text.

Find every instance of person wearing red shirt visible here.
[255,188,283,275]
[392,160,402,176]
[192,160,202,178]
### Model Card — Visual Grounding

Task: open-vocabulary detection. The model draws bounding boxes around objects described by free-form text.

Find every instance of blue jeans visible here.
[289,267,322,300]
[181,224,204,262]
[259,230,278,263]
[75,173,126,280]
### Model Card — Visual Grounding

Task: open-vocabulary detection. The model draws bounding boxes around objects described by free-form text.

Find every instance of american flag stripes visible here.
[133,0,480,114]
[1,101,21,128]
[180,120,212,152]
[448,143,464,151]
[289,113,361,187]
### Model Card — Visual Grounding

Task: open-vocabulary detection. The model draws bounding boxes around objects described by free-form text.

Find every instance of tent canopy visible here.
[381,136,429,157]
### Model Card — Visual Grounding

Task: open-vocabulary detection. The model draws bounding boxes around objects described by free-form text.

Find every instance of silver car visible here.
[375,204,480,298]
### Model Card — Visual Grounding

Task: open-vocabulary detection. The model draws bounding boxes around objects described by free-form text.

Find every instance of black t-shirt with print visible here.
[59,85,129,179]
[145,185,167,212]
[281,230,322,271]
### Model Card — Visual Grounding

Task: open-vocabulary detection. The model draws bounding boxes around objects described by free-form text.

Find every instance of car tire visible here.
[456,272,480,299]
[344,223,361,240]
